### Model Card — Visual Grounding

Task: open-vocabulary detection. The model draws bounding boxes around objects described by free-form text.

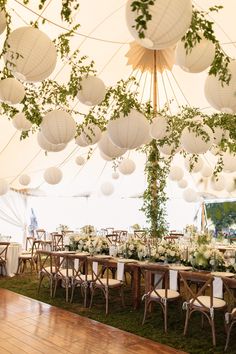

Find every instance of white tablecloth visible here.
[0,243,22,276]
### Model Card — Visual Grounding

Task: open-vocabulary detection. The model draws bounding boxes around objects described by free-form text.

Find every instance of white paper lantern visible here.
[204,60,236,113]
[176,36,215,73]
[178,179,188,189]
[126,0,192,50]
[112,171,119,180]
[118,159,136,175]
[158,142,181,156]
[107,109,149,149]
[37,131,66,152]
[75,156,85,166]
[226,179,236,193]
[19,174,30,186]
[77,76,106,106]
[201,165,213,178]
[181,125,214,154]
[0,78,25,104]
[213,127,229,145]
[12,112,32,131]
[183,188,198,202]
[44,167,62,185]
[222,151,236,172]
[169,165,184,181]
[211,175,225,191]
[0,179,9,196]
[75,134,89,147]
[184,156,204,173]
[41,110,76,145]
[98,131,126,159]
[0,10,7,34]
[101,182,114,196]
[80,124,102,146]
[4,26,57,82]
[150,115,168,140]
[100,151,113,161]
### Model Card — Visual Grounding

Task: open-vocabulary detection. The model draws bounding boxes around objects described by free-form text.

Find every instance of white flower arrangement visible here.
[189,244,225,270]
[69,234,109,254]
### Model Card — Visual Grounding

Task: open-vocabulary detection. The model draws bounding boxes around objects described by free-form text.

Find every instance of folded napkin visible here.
[169,270,178,291]
[213,276,223,299]
[117,262,125,281]
[92,261,98,276]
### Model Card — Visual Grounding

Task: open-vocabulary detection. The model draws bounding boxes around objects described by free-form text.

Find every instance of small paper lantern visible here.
[158,142,181,156]
[75,156,85,166]
[178,179,188,189]
[41,110,76,145]
[169,165,184,181]
[0,78,25,104]
[183,188,198,202]
[184,156,204,173]
[19,174,30,186]
[0,179,9,196]
[150,115,168,140]
[226,179,236,193]
[12,112,32,131]
[176,36,215,73]
[211,175,225,191]
[77,76,106,106]
[181,125,214,154]
[80,123,102,146]
[101,182,114,196]
[126,0,192,50]
[4,26,57,82]
[213,127,229,145]
[75,134,89,147]
[222,151,236,172]
[37,131,66,152]
[112,171,119,180]
[0,10,7,34]
[98,131,126,159]
[118,159,136,175]
[44,167,62,185]
[204,60,236,113]
[201,165,213,178]
[107,109,149,149]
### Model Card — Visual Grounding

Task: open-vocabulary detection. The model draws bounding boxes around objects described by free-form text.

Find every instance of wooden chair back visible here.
[106,233,120,245]
[51,233,64,251]
[222,277,236,311]
[37,250,53,276]
[0,242,10,263]
[142,264,169,296]
[134,229,147,240]
[68,254,88,281]
[35,229,46,241]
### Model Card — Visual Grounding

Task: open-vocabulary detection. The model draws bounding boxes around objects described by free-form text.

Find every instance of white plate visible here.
[169,265,192,271]
[211,271,235,277]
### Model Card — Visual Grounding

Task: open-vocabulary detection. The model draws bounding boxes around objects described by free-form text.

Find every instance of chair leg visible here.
[70,283,75,303]
[211,318,216,347]
[53,278,58,298]
[201,313,204,328]
[89,285,95,309]
[164,302,168,333]
[224,322,234,352]
[38,273,44,294]
[120,286,125,307]
[142,299,150,325]
[105,289,109,315]
[184,308,190,336]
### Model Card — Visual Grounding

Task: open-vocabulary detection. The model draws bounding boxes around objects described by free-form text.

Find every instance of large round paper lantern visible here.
[126,0,192,50]
[77,76,106,106]
[44,167,62,185]
[158,142,181,156]
[112,171,119,180]
[12,112,32,131]
[37,131,66,152]
[204,60,236,113]
[176,36,215,73]
[211,175,225,191]
[4,26,57,82]
[178,179,188,189]
[80,124,102,146]
[0,10,7,34]
[118,159,136,175]
[183,188,198,202]
[226,179,236,193]
[181,125,214,154]
[0,78,25,104]
[169,165,184,181]
[98,131,126,159]
[75,156,85,166]
[150,115,168,140]
[75,134,89,147]
[19,174,30,186]
[101,182,114,196]
[107,109,149,149]
[0,179,9,196]
[222,151,236,172]
[100,151,113,161]
[41,110,76,145]
[213,127,229,145]
[201,165,213,178]
[184,156,204,173]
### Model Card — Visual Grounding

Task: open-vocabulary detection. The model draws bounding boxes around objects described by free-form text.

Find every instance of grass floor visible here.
[0,273,235,354]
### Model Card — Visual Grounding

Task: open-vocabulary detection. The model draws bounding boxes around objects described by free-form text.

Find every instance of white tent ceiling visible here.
[0,0,236,200]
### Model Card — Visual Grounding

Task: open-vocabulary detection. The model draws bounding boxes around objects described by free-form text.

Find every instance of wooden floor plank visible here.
[0,289,187,354]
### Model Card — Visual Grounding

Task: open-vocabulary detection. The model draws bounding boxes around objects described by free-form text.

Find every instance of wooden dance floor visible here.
[0,289,187,354]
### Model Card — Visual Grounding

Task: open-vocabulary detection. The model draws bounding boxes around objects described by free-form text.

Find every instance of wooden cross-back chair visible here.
[35,229,46,241]
[25,235,35,251]
[222,277,236,351]
[51,232,64,251]
[0,242,10,275]
[134,229,147,241]
[179,271,226,346]
[68,254,90,306]
[53,253,72,302]
[106,232,121,245]
[37,250,55,297]
[17,240,43,274]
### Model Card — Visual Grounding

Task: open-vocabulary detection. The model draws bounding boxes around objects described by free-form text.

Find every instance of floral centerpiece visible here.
[118,237,147,260]
[80,225,95,236]
[150,239,181,263]
[189,244,225,271]
[69,234,109,254]
[57,224,69,233]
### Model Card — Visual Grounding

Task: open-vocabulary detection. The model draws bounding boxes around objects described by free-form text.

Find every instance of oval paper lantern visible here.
[100,151,113,161]
[222,151,236,172]
[12,112,32,131]
[169,165,184,181]
[176,36,215,73]
[75,134,89,147]
[98,131,126,159]
[178,179,188,189]
[75,156,85,166]
[112,171,119,180]
[41,110,76,145]
[118,159,136,175]
[181,125,214,154]
[183,188,198,202]
[37,131,66,152]
[107,109,149,149]
[19,174,30,186]
[44,167,62,185]
[213,127,229,145]
[126,0,192,50]
[0,78,25,104]
[101,182,114,196]
[4,26,57,82]
[158,142,181,156]
[77,76,106,106]
[226,179,236,193]
[80,123,102,146]
[184,156,204,173]
[0,179,9,196]
[211,175,225,191]
[0,10,7,34]
[150,115,168,140]
[201,165,213,178]
[204,60,236,113]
